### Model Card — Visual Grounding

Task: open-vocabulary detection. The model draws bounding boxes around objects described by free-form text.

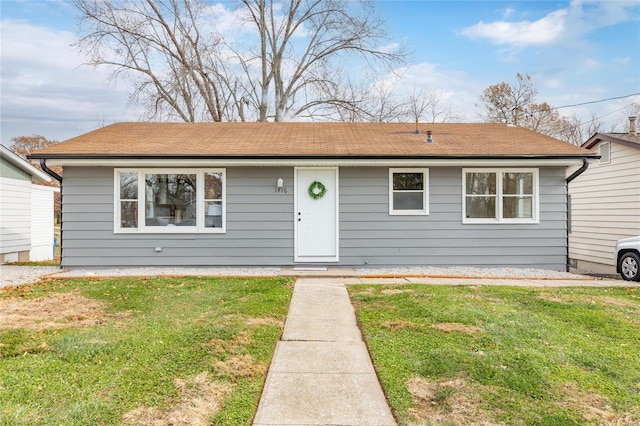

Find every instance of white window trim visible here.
[114,168,226,234]
[462,168,539,224]
[389,168,429,215]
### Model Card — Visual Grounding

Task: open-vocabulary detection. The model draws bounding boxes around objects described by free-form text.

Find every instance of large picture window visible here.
[114,169,225,233]
[389,168,429,215]
[463,168,538,224]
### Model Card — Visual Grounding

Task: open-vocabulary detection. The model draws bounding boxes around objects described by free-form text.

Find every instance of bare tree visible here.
[405,89,459,124]
[478,73,605,145]
[478,73,537,126]
[611,101,640,132]
[9,135,58,159]
[239,0,405,121]
[74,0,233,122]
[73,0,405,123]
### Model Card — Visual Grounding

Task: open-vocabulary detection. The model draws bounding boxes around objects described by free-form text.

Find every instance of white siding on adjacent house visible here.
[30,184,56,261]
[0,176,32,258]
[569,141,640,273]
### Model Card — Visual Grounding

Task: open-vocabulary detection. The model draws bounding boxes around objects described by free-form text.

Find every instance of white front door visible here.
[295,168,339,262]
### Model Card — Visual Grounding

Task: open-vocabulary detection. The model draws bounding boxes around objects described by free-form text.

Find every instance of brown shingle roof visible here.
[582,132,640,150]
[30,122,595,158]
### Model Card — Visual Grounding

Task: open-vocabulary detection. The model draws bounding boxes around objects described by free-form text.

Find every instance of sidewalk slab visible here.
[268,341,375,374]
[253,372,395,426]
[253,278,396,426]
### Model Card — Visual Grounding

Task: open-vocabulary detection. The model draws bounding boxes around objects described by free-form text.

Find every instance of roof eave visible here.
[582,133,640,150]
[1,145,52,182]
[27,153,598,160]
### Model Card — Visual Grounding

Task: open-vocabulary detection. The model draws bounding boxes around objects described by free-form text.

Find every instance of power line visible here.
[552,92,640,110]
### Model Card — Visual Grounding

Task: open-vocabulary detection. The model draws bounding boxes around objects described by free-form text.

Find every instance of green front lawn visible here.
[350,284,640,425]
[0,276,293,425]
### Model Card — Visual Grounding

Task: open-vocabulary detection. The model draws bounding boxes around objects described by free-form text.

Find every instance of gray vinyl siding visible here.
[339,166,567,270]
[61,166,294,267]
[61,165,568,270]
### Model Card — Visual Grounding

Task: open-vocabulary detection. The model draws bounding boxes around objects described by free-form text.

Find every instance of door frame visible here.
[294,166,340,263]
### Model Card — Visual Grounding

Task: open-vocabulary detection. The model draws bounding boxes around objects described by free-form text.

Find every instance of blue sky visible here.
[1,0,639,146]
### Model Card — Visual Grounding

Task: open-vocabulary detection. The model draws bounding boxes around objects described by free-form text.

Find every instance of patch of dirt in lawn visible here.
[557,382,638,425]
[406,376,504,426]
[431,322,483,334]
[214,354,266,379]
[201,331,252,354]
[381,319,424,331]
[123,372,231,426]
[0,291,128,330]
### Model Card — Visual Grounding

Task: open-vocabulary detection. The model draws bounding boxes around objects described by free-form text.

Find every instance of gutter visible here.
[28,153,599,161]
[38,159,64,269]
[565,158,591,273]
[566,158,589,183]
[39,159,63,183]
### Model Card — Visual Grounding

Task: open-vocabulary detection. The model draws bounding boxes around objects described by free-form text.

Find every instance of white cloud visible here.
[0,20,139,145]
[374,62,482,121]
[502,7,516,19]
[461,9,567,46]
[461,1,639,49]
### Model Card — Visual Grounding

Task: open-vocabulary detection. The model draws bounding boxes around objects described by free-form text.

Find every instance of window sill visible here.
[462,218,539,225]
[114,228,226,234]
[389,211,429,216]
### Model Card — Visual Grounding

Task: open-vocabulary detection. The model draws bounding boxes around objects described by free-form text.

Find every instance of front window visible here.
[115,169,225,233]
[389,168,429,215]
[463,169,538,223]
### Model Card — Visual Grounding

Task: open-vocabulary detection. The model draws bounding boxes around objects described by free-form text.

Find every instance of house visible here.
[568,116,640,275]
[28,122,596,270]
[1,144,57,263]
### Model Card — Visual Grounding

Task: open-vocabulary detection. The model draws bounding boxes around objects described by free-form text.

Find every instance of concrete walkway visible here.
[253,278,396,426]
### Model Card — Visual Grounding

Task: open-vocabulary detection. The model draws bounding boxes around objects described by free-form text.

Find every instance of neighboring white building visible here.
[0,145,57,263]
[568,117,640,274]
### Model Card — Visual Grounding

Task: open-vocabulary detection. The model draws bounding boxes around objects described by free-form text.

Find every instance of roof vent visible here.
[629,116,637,136]
[426,130,434,143]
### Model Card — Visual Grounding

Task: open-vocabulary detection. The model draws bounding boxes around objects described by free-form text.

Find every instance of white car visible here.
[616,236,640,282]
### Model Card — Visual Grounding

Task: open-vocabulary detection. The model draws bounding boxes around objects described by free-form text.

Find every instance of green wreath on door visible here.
[308,181,327,200]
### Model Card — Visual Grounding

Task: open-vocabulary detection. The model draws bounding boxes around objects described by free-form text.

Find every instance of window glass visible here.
[389,169,428,214]
[393,192,424,210]
[204,172,223,228]
[463,169,537,223]
[503,197,533,219]
[393,173,423,190]
[503,173,533,194]
[466,172,496,194]
[465,196,496,219]
[120,172,138,199]
[144,174,197,227]
[119,173,138,228]
[465,172,497,219]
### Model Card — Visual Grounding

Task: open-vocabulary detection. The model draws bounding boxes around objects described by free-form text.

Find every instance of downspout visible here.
[39,159,64,269]
[565,158,590,272]
[566,158,589,184]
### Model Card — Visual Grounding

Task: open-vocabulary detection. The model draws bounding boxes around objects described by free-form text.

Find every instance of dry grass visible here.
[213,354,267,379]
[557,382,638,426]
[0,291,128,330]
[122,372,231,426]
[430,322,483,334]
[380,289,415,296]
[406,376,504,426]
[381,319,424,332]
